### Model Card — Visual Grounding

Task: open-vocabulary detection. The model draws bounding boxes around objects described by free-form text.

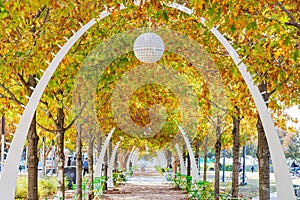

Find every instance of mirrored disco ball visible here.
[133,32,165,63]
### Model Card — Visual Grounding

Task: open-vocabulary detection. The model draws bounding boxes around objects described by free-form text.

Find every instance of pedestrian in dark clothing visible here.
[67,157,71,166]
[83,158,89,176]
[251,165,254,173]
[238,162,242,173]
[71,158,76,166]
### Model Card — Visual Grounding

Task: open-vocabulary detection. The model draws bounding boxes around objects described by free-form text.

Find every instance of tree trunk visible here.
[104,148,108,191]
[76,125,83,200]
[195,138,200,177]
[257,116,270,200]
[88,137,94,200]
[42,137,46,177]
[257,83,270,200]
[165,150,172,167]
[183,146,186,173]
[114,151,118,170]
[203,136,208,182]
[214,120,221,200]
[27,75,39,200]
[187,152,191,176]
[174,154,178,174]
[56,107,65,199]
[231,106,241,198]
[124,150,131,171]
[119,149,126,171]
[27,113,38,200]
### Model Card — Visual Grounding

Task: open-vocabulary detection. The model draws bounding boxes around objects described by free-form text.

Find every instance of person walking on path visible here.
[251,165,254,173]
[238,162,242,173]
[71,157,76,166]
[83,158,89,176]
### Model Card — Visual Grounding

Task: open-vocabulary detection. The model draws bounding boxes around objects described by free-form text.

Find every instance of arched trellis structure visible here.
[178,125,199,182]
[0,2,295,199]
[94,127,115,177]
[126,148,138,174]
[156,150,167,168]
[175,143,187,175]
[107,141,120,188]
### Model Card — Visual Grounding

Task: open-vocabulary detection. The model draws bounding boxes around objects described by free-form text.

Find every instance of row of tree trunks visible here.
[25,90,269,200]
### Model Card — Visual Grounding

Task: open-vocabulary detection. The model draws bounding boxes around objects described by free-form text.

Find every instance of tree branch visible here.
[34,5,46,19]
[203,97,227,112]
[0,83,24,106]
[277,2,300,29]
[39,100,58,128]
[64,101,88,131]
[36,122,61,133]
[16,72,29,90]
[268,74,291,97]
[207,116,217,129]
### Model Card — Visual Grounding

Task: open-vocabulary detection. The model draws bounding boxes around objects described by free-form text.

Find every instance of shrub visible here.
[39,177,57,197]
[15,176,57,199]
[15,176,28,199]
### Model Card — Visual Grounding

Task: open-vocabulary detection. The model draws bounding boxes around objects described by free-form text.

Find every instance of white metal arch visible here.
[94,127,115,177]
[0,2,295,199]
[178,125,199,182]
[107,141,120,188]
[175,144,187,175]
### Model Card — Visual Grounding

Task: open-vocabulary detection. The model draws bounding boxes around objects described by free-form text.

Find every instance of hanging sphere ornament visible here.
[133,32,165,63]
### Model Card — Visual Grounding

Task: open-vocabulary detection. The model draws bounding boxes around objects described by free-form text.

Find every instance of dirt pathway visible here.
[101,167,189,200]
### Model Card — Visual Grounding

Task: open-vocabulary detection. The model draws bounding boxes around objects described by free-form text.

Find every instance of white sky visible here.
[285,105,300,130]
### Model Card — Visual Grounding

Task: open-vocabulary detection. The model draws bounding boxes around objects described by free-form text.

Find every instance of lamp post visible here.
[241,145,247,186]
[51,139,54,176]
[222,150,226,182]
[42,136,45,176]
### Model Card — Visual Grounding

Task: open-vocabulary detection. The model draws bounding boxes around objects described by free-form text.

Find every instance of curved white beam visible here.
[132,150,139,166]
[126,148,135,173]
[0,2,294,199]
[158,151,168,168]
[178,125,199,182]
[168,3,295,199]
[131,149,139,167]
[0,18,99,200]
[94,128,115,177]
[107,141,120,188]
[175,143,187,175]
[210,26,295,200]
[156,151,163,167]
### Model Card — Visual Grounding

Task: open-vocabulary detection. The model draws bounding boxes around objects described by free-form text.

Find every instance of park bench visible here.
[174,174,193,193]
[112,172,127,186]
[164,171,173,182]
[92,176,106,196]
[174,178,247,200]
[173,173,189,190]
[72,176,106,199]
[72,182,87,199]
[189,181,214,199]
[293,184,300,199]
[173,173,249,200]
